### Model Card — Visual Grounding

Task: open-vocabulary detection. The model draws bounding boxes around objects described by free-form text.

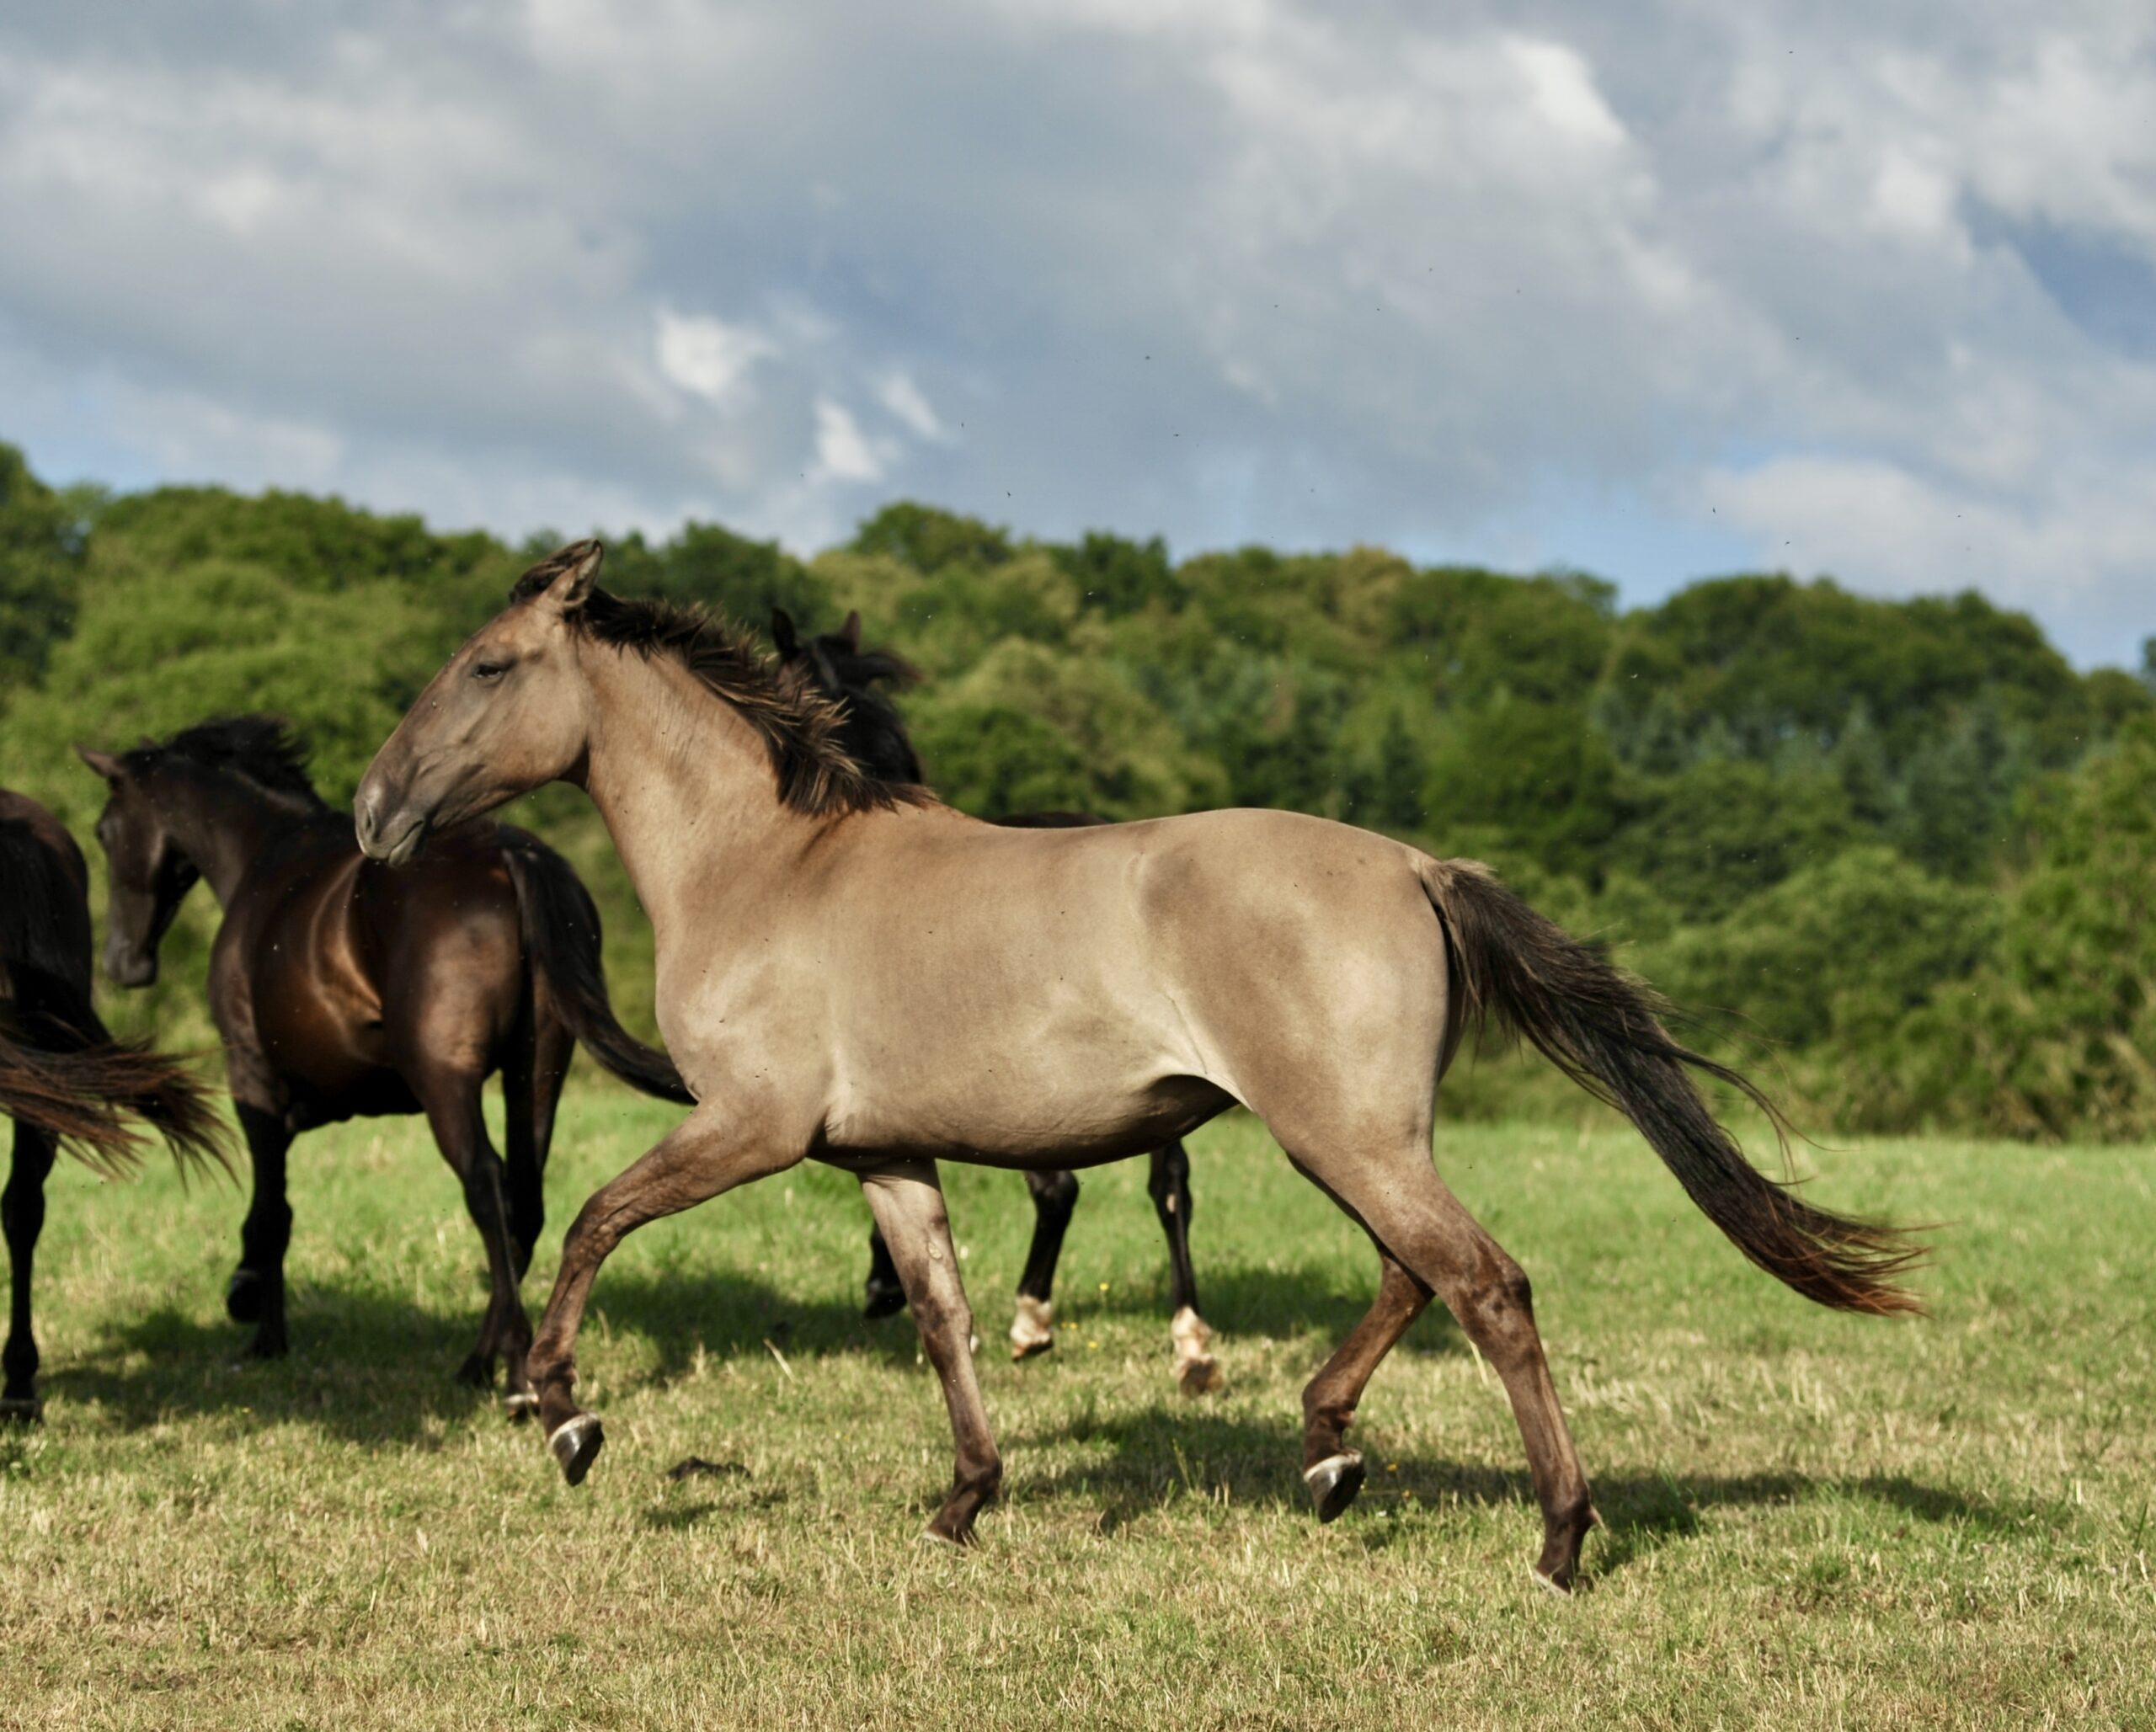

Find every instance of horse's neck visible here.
[173,774,314,906]
[579,648,822,950]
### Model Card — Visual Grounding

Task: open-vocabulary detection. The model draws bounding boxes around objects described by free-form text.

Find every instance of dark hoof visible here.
[1534,1503,1598,1594]
[1305,1451,1366,1524]
[1177,1356,1223,1398]
[243,1331,288,1361]
[455,1352,496,1390]
[226,1270,264,1324]
[0,1394,40,1426]
[549,1413,605,1487]
[863,1282,908,1321]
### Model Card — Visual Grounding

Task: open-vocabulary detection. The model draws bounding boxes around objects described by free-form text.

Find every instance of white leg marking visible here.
[1008,1293,1054,1360]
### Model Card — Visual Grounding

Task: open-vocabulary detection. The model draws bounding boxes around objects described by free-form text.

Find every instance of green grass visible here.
[2,1090,2151,1729]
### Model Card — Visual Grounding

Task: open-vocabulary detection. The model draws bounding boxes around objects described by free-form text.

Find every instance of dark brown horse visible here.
[357,544,1919,1591]
[3,788,226,1419]
[770,607,1215,1390]
[77,717,689,1410]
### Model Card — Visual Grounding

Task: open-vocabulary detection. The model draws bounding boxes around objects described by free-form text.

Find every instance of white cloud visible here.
[877,370,950,442]
[654,309,773,410]
[813,398,885,483]
[0,1,2153,663]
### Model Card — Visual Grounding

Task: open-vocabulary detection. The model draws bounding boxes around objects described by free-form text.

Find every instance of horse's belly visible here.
[815,1071,1232,1169]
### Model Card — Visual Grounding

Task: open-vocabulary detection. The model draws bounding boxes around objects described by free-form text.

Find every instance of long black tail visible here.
[1419,858,1921,1315]
[500,838,694,1105]
[0,978,229,1180]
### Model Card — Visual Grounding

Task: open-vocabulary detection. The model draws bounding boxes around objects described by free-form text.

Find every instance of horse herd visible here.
[2,541,1921,1592]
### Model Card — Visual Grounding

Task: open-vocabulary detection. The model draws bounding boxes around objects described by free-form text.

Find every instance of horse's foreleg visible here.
[227,1101,294,1358]
[2,1121,58,1420]
[529,1111,799,1484]
[1007,1169,1078,1360]
[861,1159,1001,1544]
[1146,1142,1219,1395]
[414,1066,531,1412]
[1299,1250,1430,1520]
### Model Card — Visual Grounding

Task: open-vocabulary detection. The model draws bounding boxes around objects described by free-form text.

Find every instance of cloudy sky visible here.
[2,2,2152,664]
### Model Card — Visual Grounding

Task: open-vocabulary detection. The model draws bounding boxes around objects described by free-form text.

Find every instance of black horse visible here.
[770,609,1217,1394]
[78,717,691,1410]
[2,787,227,1419]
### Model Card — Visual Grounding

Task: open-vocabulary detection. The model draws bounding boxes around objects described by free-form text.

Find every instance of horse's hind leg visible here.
[502,1009,574,1282]
[1007,1169,1078,1360]
[1299,1250,1430,1520]
[2,1121,58,1420]
[860,1159,1001,1543]
[413,1066,531,1409]
[1147,1142,1219,1395]
[1294,1142,1597,1592]
[862,1223,906,1320]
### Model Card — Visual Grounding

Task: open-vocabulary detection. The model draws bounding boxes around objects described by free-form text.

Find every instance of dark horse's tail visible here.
[500,838,695,1106]
[0,980,229,1180]
[1420,858,1921,1315]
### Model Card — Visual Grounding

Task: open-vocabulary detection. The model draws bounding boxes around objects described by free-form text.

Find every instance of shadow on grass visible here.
[41,1256,1412,1446]
[1007,1401,2005,1578]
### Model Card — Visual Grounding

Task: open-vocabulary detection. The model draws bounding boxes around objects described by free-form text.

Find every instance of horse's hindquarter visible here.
[698,807,1451,1166]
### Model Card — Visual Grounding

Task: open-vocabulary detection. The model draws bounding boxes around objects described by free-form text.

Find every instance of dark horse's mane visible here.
[131,716,328,813]
[510,545,926,820]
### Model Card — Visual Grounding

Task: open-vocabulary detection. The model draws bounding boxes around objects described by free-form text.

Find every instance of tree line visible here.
[4,442,2153,1138]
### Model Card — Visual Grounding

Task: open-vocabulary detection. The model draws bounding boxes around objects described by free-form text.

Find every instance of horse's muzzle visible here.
[354,785,429,867]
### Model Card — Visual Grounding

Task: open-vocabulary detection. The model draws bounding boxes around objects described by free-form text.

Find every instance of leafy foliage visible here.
[2,443,2151,1136]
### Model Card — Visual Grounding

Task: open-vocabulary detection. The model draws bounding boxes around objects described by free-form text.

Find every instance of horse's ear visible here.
[517,539,604,615]
[839,610,862,652]
[76,744,125,784]
[771,606,800,660]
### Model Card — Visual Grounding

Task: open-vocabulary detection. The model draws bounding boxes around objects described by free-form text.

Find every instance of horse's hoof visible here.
[503,1390,540,1424]
[226,1270,264,1324]
[1177,1355,1222,1398]
[455,1353,495,1390]
[1008,1294,1054,1360]
[549,1414,605,1487]
[1531,1564,1576,1596]
[0,1394,40,1426]
[1305,1451,1366,1524]
[243,1331,288,1362]
[863,1282,908,1321]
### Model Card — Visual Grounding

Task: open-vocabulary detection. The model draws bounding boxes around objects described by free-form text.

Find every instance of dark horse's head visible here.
[77,717,320,986]
[769,606,926,788]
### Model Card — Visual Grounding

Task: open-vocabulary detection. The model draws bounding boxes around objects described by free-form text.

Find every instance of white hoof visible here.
[1171,1305,1220,1395]
[1008,1294,1054,1360]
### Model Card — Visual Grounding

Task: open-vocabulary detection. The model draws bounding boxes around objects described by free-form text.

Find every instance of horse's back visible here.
[796,806,1449,1159]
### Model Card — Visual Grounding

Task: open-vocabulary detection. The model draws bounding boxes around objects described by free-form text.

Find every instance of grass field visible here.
[2,1085,2151,1729]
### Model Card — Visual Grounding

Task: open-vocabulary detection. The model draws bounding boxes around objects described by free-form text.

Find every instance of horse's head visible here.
[770,606,925,786]
[355,541,604,866]
[75,743,202,988]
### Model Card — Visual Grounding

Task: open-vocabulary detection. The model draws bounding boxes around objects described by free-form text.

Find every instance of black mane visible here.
[510,550,925,820]
[131,716,327,810]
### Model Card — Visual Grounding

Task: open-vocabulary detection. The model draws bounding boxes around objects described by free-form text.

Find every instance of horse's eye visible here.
[472,658,511,682]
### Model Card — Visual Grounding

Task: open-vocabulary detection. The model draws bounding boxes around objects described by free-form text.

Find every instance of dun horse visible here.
[78,718,691,1409]
[2,788,226,1419]
[355,543,1919,1591]
[771,605,1214,1393]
